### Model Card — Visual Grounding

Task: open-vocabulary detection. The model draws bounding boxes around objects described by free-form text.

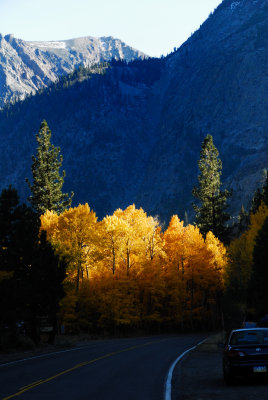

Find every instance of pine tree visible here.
[26,120,73,215]
[192,134,231,242]
[0,186,67,344]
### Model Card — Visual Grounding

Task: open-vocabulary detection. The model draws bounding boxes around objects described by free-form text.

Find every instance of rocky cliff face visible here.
[137,0,268,219]
[0,0,266,222]
[0,34,146,107]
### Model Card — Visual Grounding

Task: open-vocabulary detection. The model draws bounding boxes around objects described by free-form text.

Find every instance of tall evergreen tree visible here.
[192,134,231,242]
[0,185,20,251]
[0,186,67,346]
[26,120,73,215]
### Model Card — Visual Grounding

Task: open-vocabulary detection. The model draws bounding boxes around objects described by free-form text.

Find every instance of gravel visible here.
[173,333,268,400]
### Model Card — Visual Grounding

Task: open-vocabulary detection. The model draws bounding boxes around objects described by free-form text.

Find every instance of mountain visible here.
[0,0,267,222]
[0,34,147,108]
[137,0,268,220]
[0,59,164,217]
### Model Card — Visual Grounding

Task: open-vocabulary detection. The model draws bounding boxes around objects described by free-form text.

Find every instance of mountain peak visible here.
[0,34,147,108]
[4,33,14,42]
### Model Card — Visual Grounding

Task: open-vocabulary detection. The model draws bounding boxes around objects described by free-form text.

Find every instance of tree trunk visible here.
[126,248,130,277]
[76,263,80,292]
[112,243,116,275]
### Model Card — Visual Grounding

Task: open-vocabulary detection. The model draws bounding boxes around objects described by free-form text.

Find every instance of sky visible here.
[0,0,223,57]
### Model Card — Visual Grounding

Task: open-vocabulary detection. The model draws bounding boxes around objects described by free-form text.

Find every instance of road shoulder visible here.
[172,332,268,400]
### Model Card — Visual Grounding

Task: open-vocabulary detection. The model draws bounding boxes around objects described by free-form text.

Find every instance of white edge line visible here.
[164,338,207,400]
[0,346,89,368]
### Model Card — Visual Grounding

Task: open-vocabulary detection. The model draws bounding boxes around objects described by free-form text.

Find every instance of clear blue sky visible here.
[1,0,223,57]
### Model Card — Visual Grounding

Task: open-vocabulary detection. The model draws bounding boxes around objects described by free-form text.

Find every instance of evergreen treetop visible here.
[192,134,231,242]
[26,120,73,216]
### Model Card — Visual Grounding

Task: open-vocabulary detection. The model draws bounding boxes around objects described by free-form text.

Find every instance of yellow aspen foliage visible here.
[225,203,268,297]
[225,234,251,295]
[113,205,155,276]
[205,231,227,284]
[140,216,164,262]
[163,216,225,328]
[163,216,204,279]
[58,290,78,333]
[93,214,129,276]
[76,277,141,332]
[41,203,98,291]
[136,260,166,327]
[41,204,227,333]
[247,202,268,252]
[40,209,59,236]
[97,278,141,329]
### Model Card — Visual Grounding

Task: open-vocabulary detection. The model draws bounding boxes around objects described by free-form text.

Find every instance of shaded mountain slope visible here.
[0,0,267,221]
[136,0,268,220]
[0,59,164,217]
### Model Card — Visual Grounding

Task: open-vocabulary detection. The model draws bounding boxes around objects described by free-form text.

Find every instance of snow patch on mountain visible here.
[28,41,67,49]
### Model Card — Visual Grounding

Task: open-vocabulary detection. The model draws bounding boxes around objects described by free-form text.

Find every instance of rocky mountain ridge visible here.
[0,34,146,107]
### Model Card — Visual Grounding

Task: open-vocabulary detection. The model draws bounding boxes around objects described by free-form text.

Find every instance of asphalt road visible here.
[0,334,205,400]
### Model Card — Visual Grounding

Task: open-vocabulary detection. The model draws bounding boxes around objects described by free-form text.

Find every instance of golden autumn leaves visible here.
[225,203,268,304]
[40,203,227,332]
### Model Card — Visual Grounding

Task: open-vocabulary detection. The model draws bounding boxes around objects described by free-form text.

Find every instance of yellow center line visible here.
[20,379,44,390]
[2,339,166,400]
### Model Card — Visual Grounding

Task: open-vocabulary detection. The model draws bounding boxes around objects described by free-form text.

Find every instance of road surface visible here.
[0,334,205,400]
